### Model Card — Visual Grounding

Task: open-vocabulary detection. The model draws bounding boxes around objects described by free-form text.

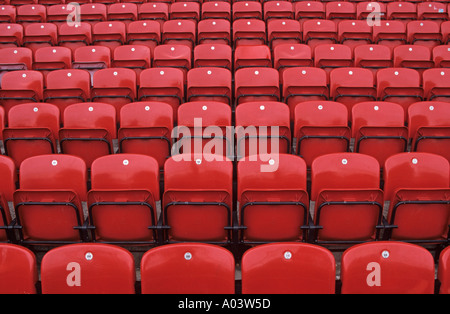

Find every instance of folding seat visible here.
[326,1,356,21]
[92,21,126,51]
[387,2,417,23]
[118,101,173,171]
[263,1,294,21]
[72,46,111,82]
[193,43,232,70]
[423,68,450,103]
[439,246,450,294]
[201,1,231,21]
[352,101,407,167]
[169,2,200,22]
[294,101,350,167]
[407,21,442,49]
[314,44,353,74]
[161,19,196,49]
[232,19,266,47]
[41,243,135,294]
[294,1,325,21]
[353,44,393,76]
[0,5,16,23]
[57,22,92,54]
[341,242,436,294]
[235,101,291,159]
[237,154,309,243]
[152,44,191,81]
[186,67,232,105]
[0,47,33,80]
[90,68,137,119]
[0,156,16,242]
[302,19,338,51]
[310,153,383,244]
[138,68,185,122]
[22,23,57,53]
[232,1,262,20]
[13,154,88,244]
[329,67,377,117]
[16,4,46,24]
[273,44,313,80]
[46,4,73,26]
[372,20,407,52]
[408,101,450,161]
[282,67,329,119]
[87,154,160,244]
[267,19,302,50]
[43,69,91,118]
[161,154,233,243]
[377,68,424,115]
[383,152,450,244]
[417,2,448,22]
[107,3,137,24]
[112,45,151,84]
[241,243,335,294]
[137,2,169,26]
[0,70,43,116]
[0,244,38,294]
[442,21,450,44]
[80,3,107,26]
[234,45,272,70]
[433,45,450,67]
[126,20,161,55]
[234,67,280,105]
[175,101,232,158]
[356,2,386,21]
[140,243,235,294]
[197,19,231,46]
[59,102,116,169]
[32,47,72,78]
[0,23,23,48]
[338,20,373,49]
[3,103,59,168]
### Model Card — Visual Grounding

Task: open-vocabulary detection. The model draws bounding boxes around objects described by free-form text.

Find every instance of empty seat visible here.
[201,1,231,21]
[417,2,447,22]
[46,4,73,26]
[193,43,232,70]
[267,19,302,50]
[357,2,386,21]
[237,154,309,243]
[314,44,353,73]
[433,45,450,67]
[294,101,350,167]
[32,47,72,77]
[197,19,231,46]
[41,243,135,294]
[407,20,442,48]
[80,3,107,26]
[107,3,137,24]
[169,2,200,22]
[310,153,383,244]
[23,23,57,53]
[387,2,417,22]
[341,241,435,294]
[294,1,325,21]
[153,44,191,80]
[162,19,196,49]
[186,67,232,105]
[408,101,450,161]
[0,23,23,48]
[59,102,116,168]
[92,21,126,51]
[0,47,33,77]
[373,20,407,52]
[439,246,450,294]
[118,101,173,171]
[112,45,151,84]
[423,68,450,102]
[233,2,262,20]
[241,243,335,294]
[13,154,88,244]
[326,1,356,21]
[232,19,266,47]
[0,70,43,116]
[0,5,16,23]
[175,101,232,157]
[138,67,185,122]
[263,1,294,21]
[138,3,168,25]
[234,67,280,105]
[3,103,59,168]
[282,67,328,119]
[0,244,38,294]
[234,45,272,70]
[87,154,160,244]
[352,101,407,166]
[393,45,434,74]
[442,21,450,44]
[303,19,337,51]
[0,156,16,242]
[126,21,160,55]
[72,45,111,82]
[140,243,235,294]
[57,22,92,54]
[383,152,450,244]
[16,4,46,24]
[273,44,313,82]
[338,20,373,49]
[162,154,233,243]
[354,44,393,76]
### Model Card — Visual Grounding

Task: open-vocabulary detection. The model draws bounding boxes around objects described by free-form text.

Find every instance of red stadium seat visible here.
[263,1,294,21]
[294,101,350,167]
[92,21,126,51]
[354,44,393,76]
[112,45,151,84]
[294,1,325,21]
[193,43,232,70]
[233,1,262,20]
[326,1,356,21]
[169,2,200,22]
[0,244,38,294]
[118,101,173,171]
[273,44,313,83]
[338,20,373,49]
[186,67,232,105]
[153,44,191,80]
[0,5,16,23]
[303,19,337,51]
[232,18,266,47]
[234,67,280,105]
[0,23,23,48]
[237,154,309,243]
[162,19,196,49]
[407,20,442,49]
[234,45,272,70]
[314,44,353,73]
[137,2,168,26]
[140,243,235,294]
[267,19,302,50]
[201,1,231,21]
[373,20,407,52]
[32,46,72,78]
[197,19,231,46]
[387,2,417,23]
[16,4,46,24]
[357,2,386,21]
[310,153,383,244]
[433,45,450,67]
[0,156,16,242]
[107,3,137,24]
[0,47,33,78]
[46,4,73,26]
[59,102,116,168]
[126,20,160,55]
[41,243,135,294]
[162,154,233,243]
[80,3,107,26]
[439,246,450,294]
[72,45,111,82]
[57,22,92,54]
[393,45,434,74]
[241,243,335,294]
[23,23,57,53]
[423,68,450,102]
[417,2,448,22]
[341,241,435,294]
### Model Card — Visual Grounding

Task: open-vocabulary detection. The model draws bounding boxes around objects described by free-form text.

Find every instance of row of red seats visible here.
[0,150,449,247]
[0,241,449,294]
